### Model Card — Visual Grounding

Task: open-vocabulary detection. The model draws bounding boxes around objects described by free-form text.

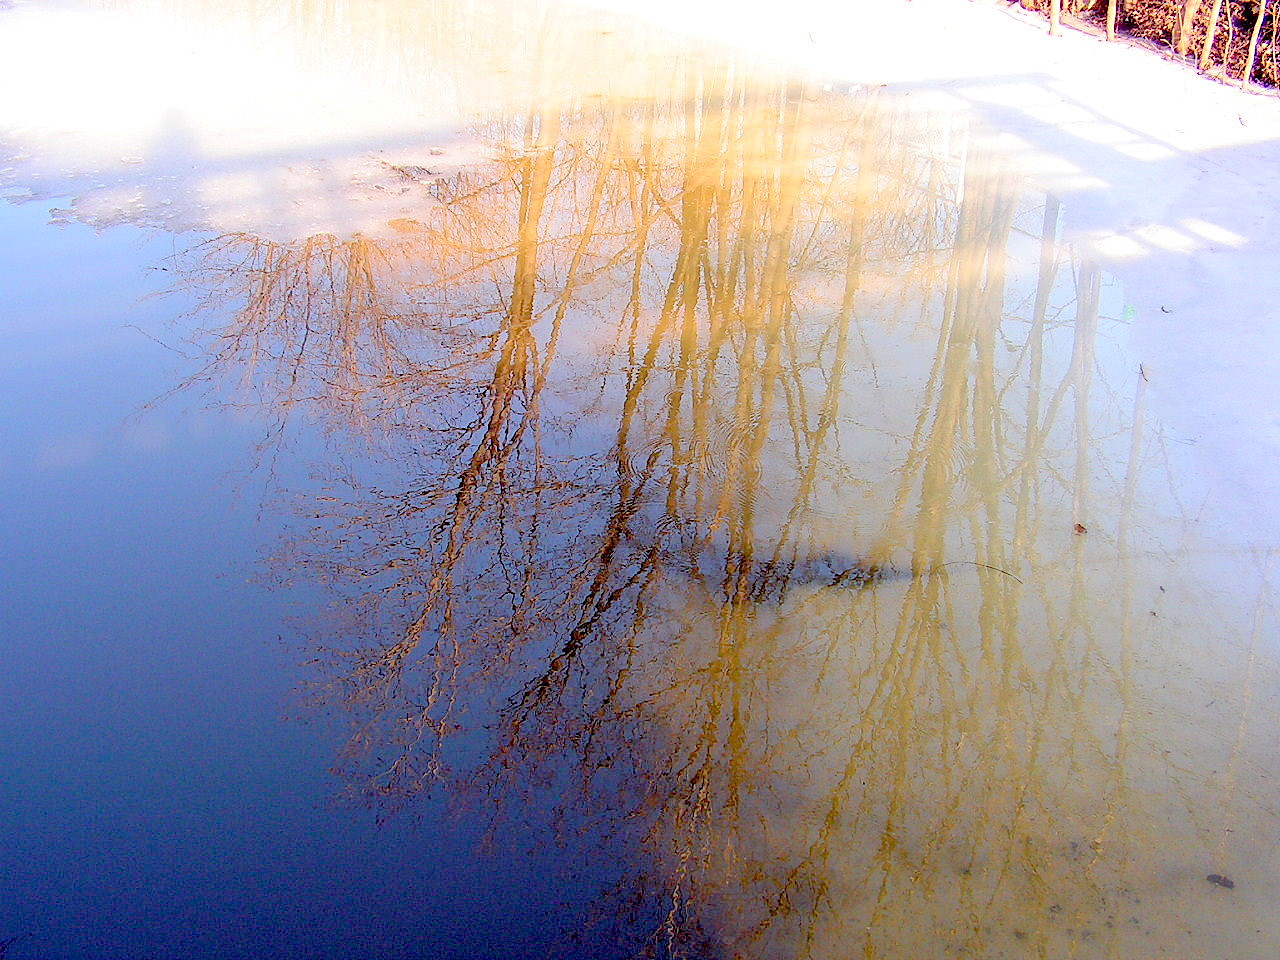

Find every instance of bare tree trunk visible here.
[1224,2,1238,73]
[1199,0,1226,70]
[1177,0,1204,56]
[1050,0,1062,36]
[1242,0,1269,88]
[1106,0,1119,40]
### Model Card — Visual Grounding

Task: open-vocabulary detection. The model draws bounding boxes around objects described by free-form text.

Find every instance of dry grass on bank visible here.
[1015,0,1280,89]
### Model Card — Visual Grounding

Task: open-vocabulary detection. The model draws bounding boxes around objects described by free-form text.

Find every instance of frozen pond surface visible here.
[2,2,1279,959]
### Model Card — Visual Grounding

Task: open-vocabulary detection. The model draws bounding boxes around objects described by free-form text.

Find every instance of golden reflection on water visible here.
[158,9,1280,958]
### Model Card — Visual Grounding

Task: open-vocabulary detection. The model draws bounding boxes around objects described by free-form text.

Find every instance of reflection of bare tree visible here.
[173,75,1280,960]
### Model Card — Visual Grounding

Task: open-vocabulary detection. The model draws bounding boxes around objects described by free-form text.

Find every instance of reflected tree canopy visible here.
[169,69,1279,960]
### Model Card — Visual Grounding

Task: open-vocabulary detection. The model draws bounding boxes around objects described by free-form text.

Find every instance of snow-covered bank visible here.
[584,0,1280,544]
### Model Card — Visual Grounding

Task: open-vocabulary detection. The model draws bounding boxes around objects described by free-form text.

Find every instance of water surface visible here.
[2,2,1278,959]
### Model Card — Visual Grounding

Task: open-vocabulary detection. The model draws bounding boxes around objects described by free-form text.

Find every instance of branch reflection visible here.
[172,77,1280,960]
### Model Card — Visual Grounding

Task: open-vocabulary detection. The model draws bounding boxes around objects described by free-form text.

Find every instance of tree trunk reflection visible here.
[169,76,1280,960]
